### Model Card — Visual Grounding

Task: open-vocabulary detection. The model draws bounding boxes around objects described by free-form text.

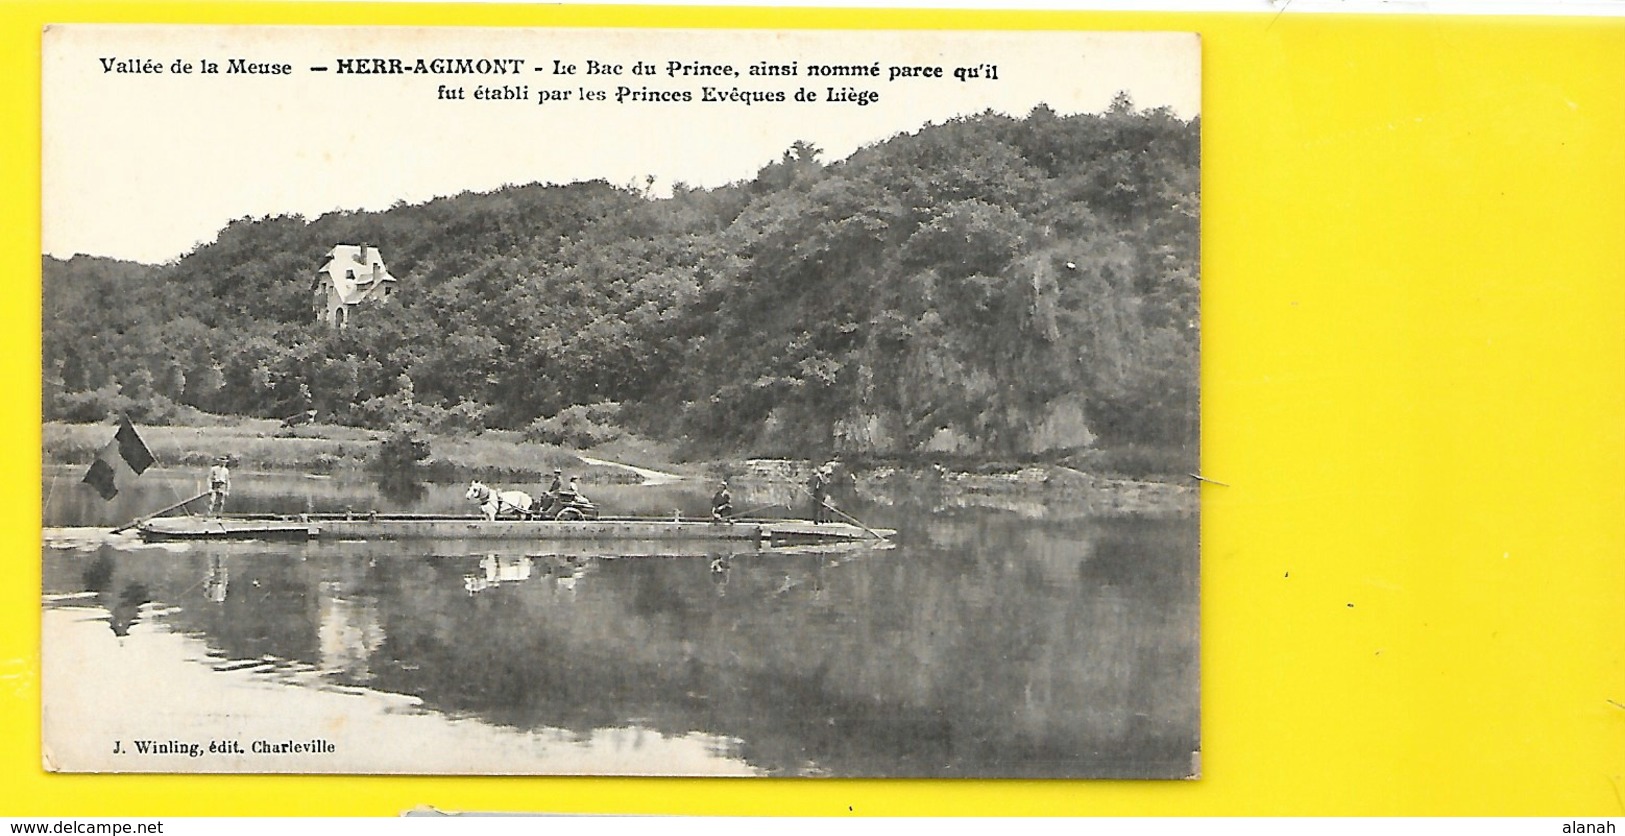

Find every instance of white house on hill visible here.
[313,243,397,327]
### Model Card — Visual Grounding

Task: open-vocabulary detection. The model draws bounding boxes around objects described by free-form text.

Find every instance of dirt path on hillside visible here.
[576,456,685,486]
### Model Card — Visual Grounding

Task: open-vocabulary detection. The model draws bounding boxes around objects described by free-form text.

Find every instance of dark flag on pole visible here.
[82,416,156,500]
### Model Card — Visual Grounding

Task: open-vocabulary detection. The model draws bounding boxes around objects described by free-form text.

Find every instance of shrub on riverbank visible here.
[369,429,431,473]
[42,420,670,484]
[50,384,211,426]
[525,402,623,448]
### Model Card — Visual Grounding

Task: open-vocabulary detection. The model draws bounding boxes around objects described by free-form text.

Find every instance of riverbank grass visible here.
[42,420,689,483]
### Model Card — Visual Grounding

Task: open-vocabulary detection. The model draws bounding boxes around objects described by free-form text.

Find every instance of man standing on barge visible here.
[207,456,231,515]
[808,464,830,523]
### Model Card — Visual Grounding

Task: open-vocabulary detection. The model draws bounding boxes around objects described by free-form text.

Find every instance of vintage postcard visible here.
[41,24,1200,776]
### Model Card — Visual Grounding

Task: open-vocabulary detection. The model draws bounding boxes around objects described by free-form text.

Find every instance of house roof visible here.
[317,244,397,305]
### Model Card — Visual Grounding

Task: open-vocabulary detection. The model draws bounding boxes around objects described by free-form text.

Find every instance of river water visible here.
[41,465,1198,777]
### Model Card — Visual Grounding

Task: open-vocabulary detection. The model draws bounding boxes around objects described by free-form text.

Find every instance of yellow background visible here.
[4,2,1624,816]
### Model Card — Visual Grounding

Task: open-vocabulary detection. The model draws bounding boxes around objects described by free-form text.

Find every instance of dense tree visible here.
[43,104,1200,466]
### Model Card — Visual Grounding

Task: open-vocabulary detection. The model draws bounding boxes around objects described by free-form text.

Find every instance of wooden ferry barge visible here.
[136,513,893,544]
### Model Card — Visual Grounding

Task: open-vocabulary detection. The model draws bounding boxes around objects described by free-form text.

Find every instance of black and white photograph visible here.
[40,25,1201,777]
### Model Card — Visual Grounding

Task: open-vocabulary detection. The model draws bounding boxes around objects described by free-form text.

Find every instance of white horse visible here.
[465,481,535,521]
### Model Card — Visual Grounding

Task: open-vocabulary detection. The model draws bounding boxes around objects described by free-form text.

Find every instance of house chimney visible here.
[373,262,381,282]
[357,242,368,263]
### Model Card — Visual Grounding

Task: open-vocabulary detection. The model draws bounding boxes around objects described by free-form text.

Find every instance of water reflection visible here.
[42,467,1198,777]
[75,552,150,638]
[81,553,113,593]
[463,555,534,594]
[318,577,384,682]
[204,555,228,603]
[708,554,731,596]
[104,581,150,637]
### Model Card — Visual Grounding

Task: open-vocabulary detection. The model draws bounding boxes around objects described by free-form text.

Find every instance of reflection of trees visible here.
[49,545,326,666]
[353,518,1197,777]
[81,554,114,593]
[318,579,384,681]
[43,512,1197,777]
[194,556,324,665]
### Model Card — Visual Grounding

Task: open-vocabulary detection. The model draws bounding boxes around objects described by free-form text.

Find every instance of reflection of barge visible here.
[136,513,893,544]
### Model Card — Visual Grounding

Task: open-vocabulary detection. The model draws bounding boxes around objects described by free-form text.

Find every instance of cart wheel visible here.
[557,507,583,521]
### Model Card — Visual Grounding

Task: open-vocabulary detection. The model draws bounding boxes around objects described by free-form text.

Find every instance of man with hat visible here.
[207,456,231,515]
[540,468,564,516]
[563,475,586,505]
[711,480,734,522]
[808,463,831,523]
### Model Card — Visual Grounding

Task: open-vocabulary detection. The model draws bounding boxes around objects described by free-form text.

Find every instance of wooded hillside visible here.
[44,98,1199,465]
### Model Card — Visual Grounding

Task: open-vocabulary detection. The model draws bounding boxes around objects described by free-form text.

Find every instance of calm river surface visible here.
[41,465,1198,777]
